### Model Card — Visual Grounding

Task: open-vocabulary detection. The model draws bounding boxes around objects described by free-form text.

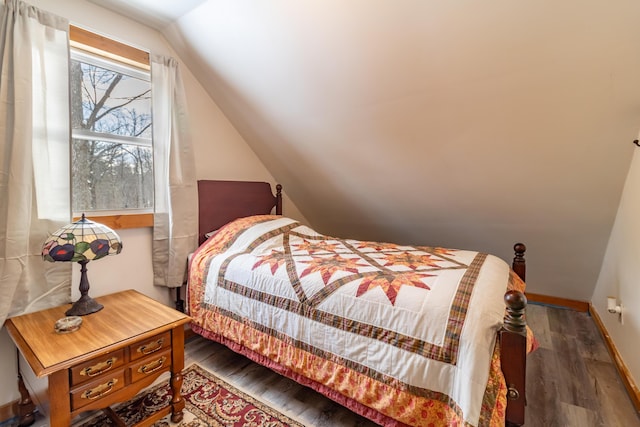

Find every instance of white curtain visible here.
[151,54,198,288]
[0,0,71,325]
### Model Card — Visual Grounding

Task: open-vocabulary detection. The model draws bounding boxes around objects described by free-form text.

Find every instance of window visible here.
[69,26,154,226]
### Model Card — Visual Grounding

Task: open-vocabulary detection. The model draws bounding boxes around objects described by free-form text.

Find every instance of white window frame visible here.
[69,26,154,229]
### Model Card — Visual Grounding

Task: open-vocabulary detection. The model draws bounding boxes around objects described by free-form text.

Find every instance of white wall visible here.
[0,0,304,411]
[592,147,640,391]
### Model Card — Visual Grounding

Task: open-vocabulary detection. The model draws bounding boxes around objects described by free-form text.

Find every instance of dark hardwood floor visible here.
[185,303,640,426]
[524,303,639,427]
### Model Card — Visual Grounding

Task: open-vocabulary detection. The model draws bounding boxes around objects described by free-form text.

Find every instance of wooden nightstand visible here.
[4,290,191,427]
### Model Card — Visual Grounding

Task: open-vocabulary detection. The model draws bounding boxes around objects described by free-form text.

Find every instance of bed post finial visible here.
[275,184,283,215]
[512,243,526,282]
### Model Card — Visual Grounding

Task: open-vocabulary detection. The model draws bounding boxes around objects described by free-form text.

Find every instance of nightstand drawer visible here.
[71,369,126,411]
[70,349,125,386]
[130,349,171,383]
[130,331,171,361]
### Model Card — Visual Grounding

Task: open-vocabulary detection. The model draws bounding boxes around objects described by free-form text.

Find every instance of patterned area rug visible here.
[74,364,305,427]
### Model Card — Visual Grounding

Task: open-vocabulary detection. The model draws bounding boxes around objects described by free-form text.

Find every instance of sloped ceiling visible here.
[101,0,640,300]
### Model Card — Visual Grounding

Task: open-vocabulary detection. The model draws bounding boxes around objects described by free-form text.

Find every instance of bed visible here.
[187,180,530,427]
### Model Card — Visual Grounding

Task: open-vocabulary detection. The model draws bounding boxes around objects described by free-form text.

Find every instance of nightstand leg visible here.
[170,325,186,423]
[48,370,71,427]
[169,371,184,423]
[17,372,35,427]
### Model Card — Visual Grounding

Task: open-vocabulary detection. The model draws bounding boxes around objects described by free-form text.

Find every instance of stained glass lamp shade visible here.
[42,214,123,316]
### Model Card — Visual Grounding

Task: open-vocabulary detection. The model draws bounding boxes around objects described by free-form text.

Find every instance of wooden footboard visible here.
[502,243,528,426]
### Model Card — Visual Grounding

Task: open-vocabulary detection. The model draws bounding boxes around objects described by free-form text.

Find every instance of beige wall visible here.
[165,0,640,305]
[0,0,304,409]
[592,147,640,391]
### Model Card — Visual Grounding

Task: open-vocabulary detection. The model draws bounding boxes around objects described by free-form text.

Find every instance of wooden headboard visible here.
[197,180,283,244]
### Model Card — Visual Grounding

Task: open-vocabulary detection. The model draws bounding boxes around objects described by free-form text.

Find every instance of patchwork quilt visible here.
[188,215,526,426]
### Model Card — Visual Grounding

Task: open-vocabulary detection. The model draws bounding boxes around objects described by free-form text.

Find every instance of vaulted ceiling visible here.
[93,0,640,300]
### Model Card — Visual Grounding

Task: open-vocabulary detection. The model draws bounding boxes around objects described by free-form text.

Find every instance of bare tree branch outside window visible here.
[70,55,153,212]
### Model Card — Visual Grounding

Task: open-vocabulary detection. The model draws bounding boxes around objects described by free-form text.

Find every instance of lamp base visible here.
[66,294,103,316]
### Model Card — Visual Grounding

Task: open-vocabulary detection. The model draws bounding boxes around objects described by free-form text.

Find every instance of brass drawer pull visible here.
[82,379,118,400]
[137,338,164,355]
[81,357,117,377]
[138,356,166,375]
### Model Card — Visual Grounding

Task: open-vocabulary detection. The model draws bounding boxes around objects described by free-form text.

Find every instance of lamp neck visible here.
[78,260,90,296]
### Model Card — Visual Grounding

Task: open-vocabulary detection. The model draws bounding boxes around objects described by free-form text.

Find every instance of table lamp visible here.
[42,214,123,316]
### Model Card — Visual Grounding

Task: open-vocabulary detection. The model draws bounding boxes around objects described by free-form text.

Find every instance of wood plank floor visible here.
[524,303,639,427]
[185,303,640,426]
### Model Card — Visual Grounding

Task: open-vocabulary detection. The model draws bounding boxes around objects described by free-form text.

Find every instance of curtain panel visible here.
[0,0,71,325]
[151,55,198,288]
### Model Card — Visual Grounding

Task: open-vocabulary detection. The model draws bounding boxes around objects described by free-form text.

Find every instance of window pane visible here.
[70,50,153,214]
[70,60,152,139]
[72,139,153,212]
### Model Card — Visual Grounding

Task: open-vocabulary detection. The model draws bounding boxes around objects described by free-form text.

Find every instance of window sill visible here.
[74,213,153,230]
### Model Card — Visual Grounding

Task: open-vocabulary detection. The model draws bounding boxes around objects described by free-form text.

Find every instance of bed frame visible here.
[194,179,528,427]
